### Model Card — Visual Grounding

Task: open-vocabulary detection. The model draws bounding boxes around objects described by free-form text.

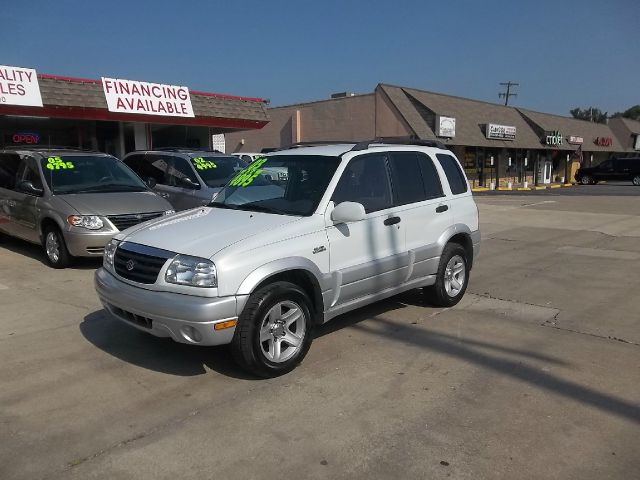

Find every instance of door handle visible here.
[383,216,401,226]
[436,205,449,213]
[158,193,169,198]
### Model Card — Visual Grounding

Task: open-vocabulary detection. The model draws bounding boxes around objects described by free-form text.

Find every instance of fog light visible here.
[180,325,202,343]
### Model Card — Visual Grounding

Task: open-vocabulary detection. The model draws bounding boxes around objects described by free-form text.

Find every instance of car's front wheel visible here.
[43,225,71,268]
[580,175,592,185]
[632,175,640,186]
[232,281,313,377]
[425,243,469,307]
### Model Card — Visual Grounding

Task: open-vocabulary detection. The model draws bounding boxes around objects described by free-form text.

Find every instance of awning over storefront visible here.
[0,73,269,131]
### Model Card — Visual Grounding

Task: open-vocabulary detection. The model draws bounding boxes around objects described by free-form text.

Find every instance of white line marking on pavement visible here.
[519,200,557,208]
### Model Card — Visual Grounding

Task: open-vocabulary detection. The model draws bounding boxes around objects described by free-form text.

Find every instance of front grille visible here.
[109,304,153,329]
[108,212,164,231]
[114,242,174,284]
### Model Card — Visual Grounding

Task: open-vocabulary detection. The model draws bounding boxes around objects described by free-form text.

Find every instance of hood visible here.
[119,207,302,258]
[59,191,171,215]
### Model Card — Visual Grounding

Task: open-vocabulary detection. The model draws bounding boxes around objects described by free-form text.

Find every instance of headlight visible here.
[163,210,175,216]
[104,239,119,268]
[67,215,103,230]
[165,255,217,288]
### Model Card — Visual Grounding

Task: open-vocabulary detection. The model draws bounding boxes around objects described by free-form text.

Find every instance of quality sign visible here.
[0,65,43,107]
[102,77,194,117]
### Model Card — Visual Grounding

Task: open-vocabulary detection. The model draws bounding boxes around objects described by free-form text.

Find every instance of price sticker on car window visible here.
[229,157,268,187]
[46,156,74,170]
[192,157,217,170]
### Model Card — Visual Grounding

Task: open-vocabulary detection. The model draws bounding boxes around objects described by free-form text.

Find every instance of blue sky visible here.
[1,0,638,115]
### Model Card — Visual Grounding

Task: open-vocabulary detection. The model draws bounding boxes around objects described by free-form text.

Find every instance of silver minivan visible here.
[0,148,174,268]
[123,149,247,211]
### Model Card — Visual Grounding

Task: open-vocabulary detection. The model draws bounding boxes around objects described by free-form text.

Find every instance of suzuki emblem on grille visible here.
[126,259,136,271]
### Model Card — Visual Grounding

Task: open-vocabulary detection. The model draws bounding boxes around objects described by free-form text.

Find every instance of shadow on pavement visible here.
[81,290,640,424]
[80,310,259,380]
[0,233,102,270]
[322,290,640,424]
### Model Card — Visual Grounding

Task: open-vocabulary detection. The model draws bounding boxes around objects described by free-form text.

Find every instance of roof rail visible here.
[350,137,446,151]
[150,147,225,154]
[270,141,356,152]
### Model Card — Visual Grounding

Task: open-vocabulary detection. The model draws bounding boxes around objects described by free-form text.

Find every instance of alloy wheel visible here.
[45,232,60,264]
[259,300,306,363]
[444,255,466,297]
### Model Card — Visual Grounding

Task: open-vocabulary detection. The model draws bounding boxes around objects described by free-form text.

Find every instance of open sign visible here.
[12,132,40,144]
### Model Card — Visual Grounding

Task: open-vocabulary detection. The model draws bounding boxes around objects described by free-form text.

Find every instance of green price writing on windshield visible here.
[229,158,267,187]
[192,157,217,170]
[46,156,74,170]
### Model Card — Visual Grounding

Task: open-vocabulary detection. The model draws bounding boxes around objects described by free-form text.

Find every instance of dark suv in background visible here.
[575,157,640,185]
[123,149,247,210]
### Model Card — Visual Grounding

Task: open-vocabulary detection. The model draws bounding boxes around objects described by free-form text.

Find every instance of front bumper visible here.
[64,230,115,257]
[94,267,244,346]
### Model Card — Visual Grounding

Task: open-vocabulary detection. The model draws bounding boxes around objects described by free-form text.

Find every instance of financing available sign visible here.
[101,77,194,117]
[486,123,516,140]
[0,65,43,107]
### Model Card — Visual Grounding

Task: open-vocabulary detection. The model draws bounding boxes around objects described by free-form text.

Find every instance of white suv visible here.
[95,140,480,377]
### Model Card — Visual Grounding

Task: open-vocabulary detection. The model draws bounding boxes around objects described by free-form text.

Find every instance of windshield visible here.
[41,155,148,194]
[191,155,247,188]
[210,155,340,216]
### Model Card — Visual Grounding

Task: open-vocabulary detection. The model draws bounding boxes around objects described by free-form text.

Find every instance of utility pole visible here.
[498,81,519,106]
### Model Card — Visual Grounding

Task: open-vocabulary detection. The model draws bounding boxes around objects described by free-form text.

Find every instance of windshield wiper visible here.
[73,184,146,193]
[235,204,292,215]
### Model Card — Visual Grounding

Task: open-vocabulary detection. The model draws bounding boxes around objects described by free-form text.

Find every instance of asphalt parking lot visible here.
[1,192,639,480]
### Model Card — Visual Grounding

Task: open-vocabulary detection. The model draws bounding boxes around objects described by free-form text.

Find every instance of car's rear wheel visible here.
[633,175,640,186]
[232,281,313,377]
[580,175,592,185]
[425,243,469,307]
[43,226,71,268]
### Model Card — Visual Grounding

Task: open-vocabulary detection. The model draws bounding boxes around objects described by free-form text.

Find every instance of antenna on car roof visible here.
[350,137,446,151]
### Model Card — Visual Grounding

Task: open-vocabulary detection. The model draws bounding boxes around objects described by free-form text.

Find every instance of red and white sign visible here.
[595,137,612,147]
[101,77,194,117]
[0,65,43,107]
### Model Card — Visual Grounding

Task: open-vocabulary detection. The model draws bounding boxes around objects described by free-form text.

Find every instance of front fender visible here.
[236,256,329,296]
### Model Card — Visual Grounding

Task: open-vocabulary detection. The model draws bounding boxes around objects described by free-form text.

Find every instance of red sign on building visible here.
[595,137,613,147]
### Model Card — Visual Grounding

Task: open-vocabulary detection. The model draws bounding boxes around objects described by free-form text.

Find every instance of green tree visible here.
[569,107,608,123]
[611,105,640,121]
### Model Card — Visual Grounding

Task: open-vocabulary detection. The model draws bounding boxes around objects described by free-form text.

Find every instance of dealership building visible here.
[226,84,634,187]
[0,65,269,158]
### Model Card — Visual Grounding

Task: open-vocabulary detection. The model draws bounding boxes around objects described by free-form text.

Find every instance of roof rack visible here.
[151,147,224,153]
[270,141,356,152]
[350,137,446,151]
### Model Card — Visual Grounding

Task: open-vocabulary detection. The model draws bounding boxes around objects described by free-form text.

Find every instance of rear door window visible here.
[436,153,468,194]
[418,153,444,199]
[388,152,426,206]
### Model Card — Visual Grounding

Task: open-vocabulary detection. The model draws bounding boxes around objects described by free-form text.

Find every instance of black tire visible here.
[43,225,72,268]
[424,243,470,308]
[580,175,592,185]
[231,281,314,378]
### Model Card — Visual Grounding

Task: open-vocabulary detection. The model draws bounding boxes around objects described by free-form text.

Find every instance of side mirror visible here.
[181,177,200,189]
[145,177,157,189]
[331,201,366,224]
[18,181,44,196]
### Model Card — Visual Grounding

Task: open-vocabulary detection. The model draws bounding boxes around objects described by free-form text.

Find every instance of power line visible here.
[498,81,519,106]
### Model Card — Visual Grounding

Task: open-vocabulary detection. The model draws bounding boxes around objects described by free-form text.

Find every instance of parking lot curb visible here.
[472,187,490,192]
